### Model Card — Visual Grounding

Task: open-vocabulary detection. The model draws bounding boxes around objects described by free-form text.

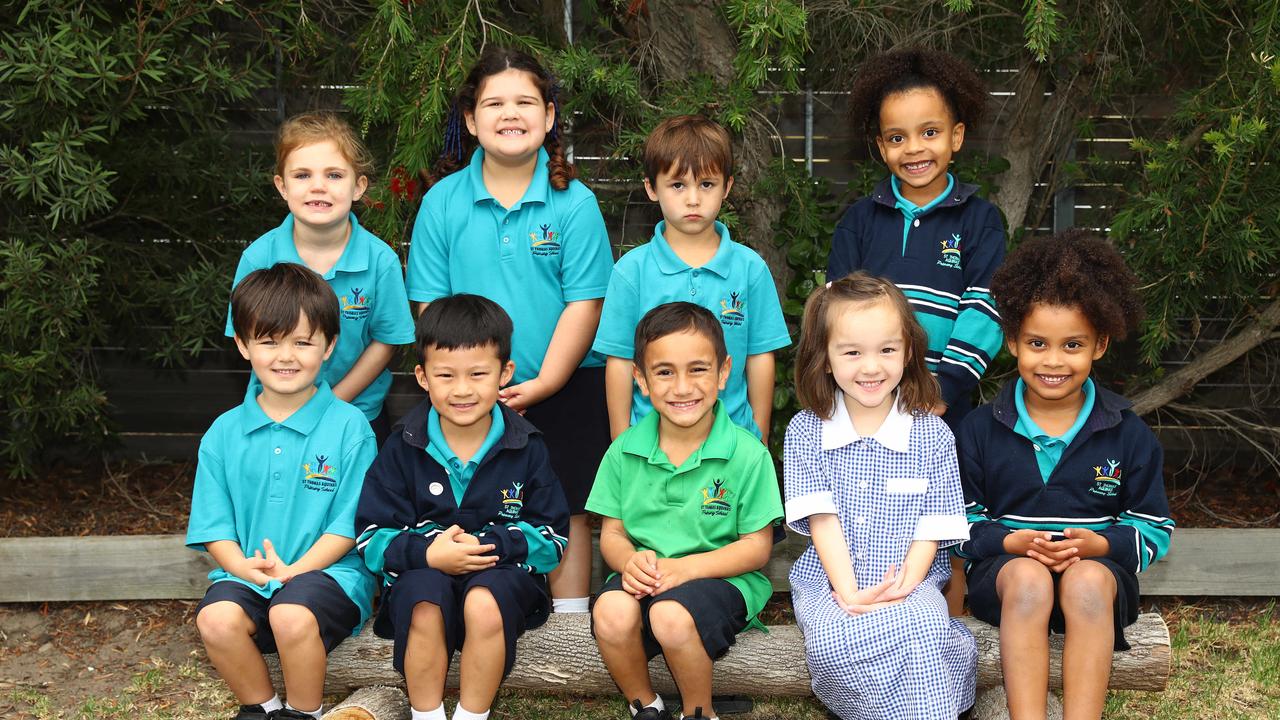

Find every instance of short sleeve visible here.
[783,413,836,535]
[914,423,969,546]
[324,423,377,538]
[734,445,784,536]
[405,193,452,302]
[591,262,641,359]
[584,442,624,518]
[224,251,259,337]
[745,257,792,355]
[367,251,415,345]
[185,431,237,550]
[557,193,613,303]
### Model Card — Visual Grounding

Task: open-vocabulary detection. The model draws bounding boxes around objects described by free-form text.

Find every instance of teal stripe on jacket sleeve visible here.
[512,521,567,574]
[1116,511,1174,571]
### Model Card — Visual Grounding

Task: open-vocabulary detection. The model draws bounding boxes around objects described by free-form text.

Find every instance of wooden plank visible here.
[0,535,215,602]
[1138,528,1280,596]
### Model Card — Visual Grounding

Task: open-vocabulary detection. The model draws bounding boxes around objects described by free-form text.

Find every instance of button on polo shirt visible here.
[226,213,415,420]
[185,382,377,628]
[593,221,792,437]
[406,147,614,384]
[1013,377,1096,483]
[586,401,784,628]
[424,404,506,504]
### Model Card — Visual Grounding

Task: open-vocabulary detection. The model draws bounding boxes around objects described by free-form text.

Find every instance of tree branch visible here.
[1131,296,1280,416]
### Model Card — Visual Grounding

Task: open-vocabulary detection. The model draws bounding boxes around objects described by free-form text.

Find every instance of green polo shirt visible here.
[1013,377,1096,483]
[586,401,784,629]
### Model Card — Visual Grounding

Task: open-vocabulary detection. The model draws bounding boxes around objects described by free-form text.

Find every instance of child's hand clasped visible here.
[1012,527,1110,572]
[427,524,498,575]
[832,565,917,615]
[621,549,660,597]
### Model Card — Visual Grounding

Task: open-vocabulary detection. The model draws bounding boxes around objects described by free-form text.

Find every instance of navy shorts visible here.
[523,365,609,514]
[966,554,1140,650]
[196,571,361,654]
[591,574,748,661]
[374,565,550,676]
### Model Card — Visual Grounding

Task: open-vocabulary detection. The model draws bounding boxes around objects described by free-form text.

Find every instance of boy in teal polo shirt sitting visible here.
[589,302,784,720]
[594,115,792,443]
[188,263,377,720]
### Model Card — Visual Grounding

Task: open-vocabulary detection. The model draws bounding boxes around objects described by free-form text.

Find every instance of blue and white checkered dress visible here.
[784,402,976,720]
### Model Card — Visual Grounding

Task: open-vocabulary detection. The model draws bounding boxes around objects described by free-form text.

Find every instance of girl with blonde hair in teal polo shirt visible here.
[406,47,614,616]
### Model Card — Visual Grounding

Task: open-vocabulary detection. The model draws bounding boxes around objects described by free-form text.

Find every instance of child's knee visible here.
[196,601,254,645]
[997,558,1054,617]
[267,603,319,645]
[463,587,504,638]
[647,600,699,650]
[1058,561,1116,620]
[409,601,444,637]
[592,592,642,642]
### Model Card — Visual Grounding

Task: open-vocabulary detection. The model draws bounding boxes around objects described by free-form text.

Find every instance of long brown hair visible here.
[794,272,940,418]
[425,46,576,192]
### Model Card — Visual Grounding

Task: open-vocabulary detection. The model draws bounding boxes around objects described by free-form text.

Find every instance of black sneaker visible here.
[232,706,270,720]
[269,710,315,720]
[682,708,708,720]
[631,698,672,720]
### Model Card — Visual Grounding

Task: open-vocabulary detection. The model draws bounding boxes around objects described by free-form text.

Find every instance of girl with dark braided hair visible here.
[405,46,614,625]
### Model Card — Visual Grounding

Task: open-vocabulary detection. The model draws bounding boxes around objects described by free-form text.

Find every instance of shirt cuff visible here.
[785,491,837,526]
[914,514,970,541]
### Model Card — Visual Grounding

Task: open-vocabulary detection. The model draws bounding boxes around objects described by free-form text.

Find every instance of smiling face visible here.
[874,87,965,206]
[634,329,731,435]
[415,343,515,433]
[273,140,367,233]
[235,313,334,405]
[1007,303,1109,412]
[826,299,907,425]
[644,165,733,244]
[465,68,555,166]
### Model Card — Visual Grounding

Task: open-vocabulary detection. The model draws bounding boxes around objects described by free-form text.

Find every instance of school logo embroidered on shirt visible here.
[719,291,745,328]
[937,233,962,270]
[340,287,371,321]
[700,478,732,516]
[1088,458,1122,497]
[498,481,525,519]
[302,455,337,493]
[530,223,561,257]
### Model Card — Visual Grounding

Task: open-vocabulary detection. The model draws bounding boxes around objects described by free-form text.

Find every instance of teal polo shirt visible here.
[226,213,415,420]
[1013,377,1096,483]
[185,382,377,629]
[593,221,792,436]
[405,147,614,384]
[586,401,784,629]
[425,404,505,503]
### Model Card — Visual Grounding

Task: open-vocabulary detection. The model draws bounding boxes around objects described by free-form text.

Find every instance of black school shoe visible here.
[232,706,270,720]
[681,708,709,719]
[631,698,673,720]
[269,710,316,720]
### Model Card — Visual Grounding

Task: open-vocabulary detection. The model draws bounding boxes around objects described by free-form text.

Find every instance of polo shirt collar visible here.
[465,147,551,208]
[425,403,506,470]
[620,400,738,465]
[238,381,335,435]
[871,175,978,211]
[821,394,914,453]
[649,221,734,278]
[1013,377,1096,446]
[890,173,955,219]
[269,213,371,277]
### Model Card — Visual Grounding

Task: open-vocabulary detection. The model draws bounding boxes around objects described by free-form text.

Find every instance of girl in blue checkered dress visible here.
[784,273,976,719]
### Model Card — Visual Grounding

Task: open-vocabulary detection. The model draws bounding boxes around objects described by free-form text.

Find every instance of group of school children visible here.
[185,45,1176,720]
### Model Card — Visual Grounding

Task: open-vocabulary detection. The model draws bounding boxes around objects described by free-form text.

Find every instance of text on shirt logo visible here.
[1088,458,1122,497]
[937,233,962,270]
[302,454,337,493]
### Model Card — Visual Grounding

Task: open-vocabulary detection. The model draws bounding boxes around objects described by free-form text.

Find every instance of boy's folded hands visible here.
[1007,527,1111,572]
[427,524,499,575]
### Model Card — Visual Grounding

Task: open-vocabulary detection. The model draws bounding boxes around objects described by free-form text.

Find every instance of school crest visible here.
[530,223,562,257]
[1088,458,1122,497]
[937,233,962,270]
[719,291,745,328]
[498,481,525,519]
[340,287,371,321]
[302,454,337,493]
[700,478,732,517]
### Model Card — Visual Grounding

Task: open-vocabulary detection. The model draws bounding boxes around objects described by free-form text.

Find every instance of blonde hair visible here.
[794,272,940,418]
[275,112,374,178]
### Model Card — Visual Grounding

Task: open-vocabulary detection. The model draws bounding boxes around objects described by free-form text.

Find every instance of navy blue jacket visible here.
[355,400,570,584]
[955,381,1174,574]
[828,177,1005,409]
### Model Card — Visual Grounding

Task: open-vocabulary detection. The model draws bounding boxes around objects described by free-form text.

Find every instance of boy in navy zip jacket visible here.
[956,231,1174,720]
[356,294,569,720]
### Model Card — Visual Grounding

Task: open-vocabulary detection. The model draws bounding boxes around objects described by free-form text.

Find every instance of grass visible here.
[5,603,1277,719]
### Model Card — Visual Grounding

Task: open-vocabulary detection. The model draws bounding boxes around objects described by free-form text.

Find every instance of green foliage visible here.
[1020,0,1064,62]
[723,0,809,90]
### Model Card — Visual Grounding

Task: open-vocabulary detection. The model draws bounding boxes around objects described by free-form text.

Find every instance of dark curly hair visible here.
[848,47,987,140]
[991,230,1145,341]
[424,46,576,192]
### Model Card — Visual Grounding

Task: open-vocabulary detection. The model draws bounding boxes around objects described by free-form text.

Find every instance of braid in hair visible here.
[544,80,577,191]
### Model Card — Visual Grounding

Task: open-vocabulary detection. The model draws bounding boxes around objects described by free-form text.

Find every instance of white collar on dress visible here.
[821,394,914,453]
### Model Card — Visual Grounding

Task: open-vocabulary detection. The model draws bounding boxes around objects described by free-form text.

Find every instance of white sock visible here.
[552,596,590,613]
[411,703,447,720]
[680,713,715,720]
[285,702,322,719]
[257,695,283,713]
[629,694,665,716]
[452,703,490,720]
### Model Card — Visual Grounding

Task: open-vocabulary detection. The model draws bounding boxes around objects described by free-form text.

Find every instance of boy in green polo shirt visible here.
[588,302,784,720]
